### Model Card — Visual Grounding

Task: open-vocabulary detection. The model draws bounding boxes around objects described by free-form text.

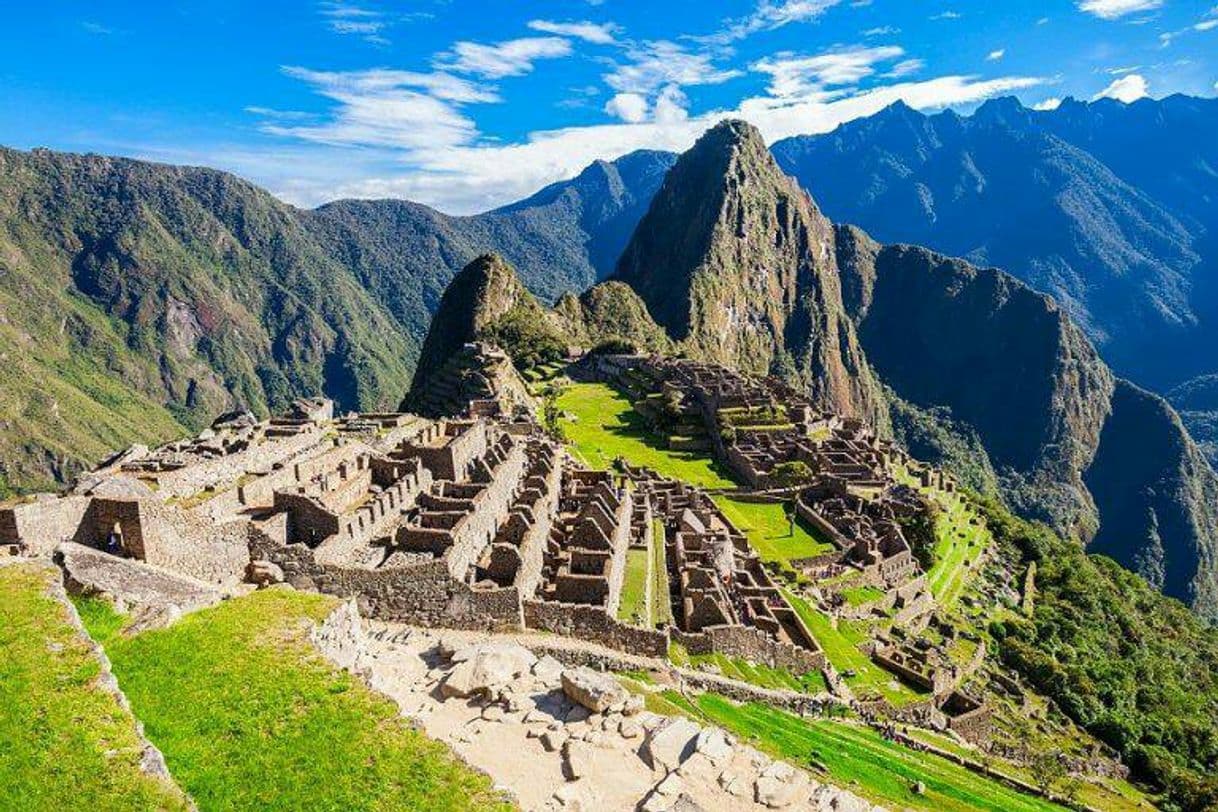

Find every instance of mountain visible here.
[833,225,1218,617]
[306,149,675,348]
[0,146,671,494]
[0,147,414,495]
[613,120,883,421]
[771,95,1218,399]
[604,121,1217,619]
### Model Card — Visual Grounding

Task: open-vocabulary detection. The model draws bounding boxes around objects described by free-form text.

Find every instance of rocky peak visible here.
[613,119,883,420]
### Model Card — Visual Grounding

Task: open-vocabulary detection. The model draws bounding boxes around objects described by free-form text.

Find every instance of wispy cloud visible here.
[1093,73,1149,101]
[604,40,743,96]
[986,49,1005,61]
[884,59,924,79]
[1032,97,1063,110]
[319,2,392,44]
[752,45,905,99]
[711,0,845,43]
[1077,0,1162,21]
[80,21,114,35]
[930,11,962,20]
[440,37,573,79]
[527,19,619,45]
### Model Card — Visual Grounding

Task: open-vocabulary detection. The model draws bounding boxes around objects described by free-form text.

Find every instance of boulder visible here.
[642,716,702,772]
[693,727,735,765]
[246,559,284,586]
[561,666,628,712]
[562,739,597,780]
[441,643,534,698]
[754,761,808,809]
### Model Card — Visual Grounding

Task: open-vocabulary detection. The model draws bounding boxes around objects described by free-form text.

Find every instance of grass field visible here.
[650,519,674,625]
[668,644,829,693]
[663,691,1065,812]
[78,589,511,811]
[617,547,651,625]
[0,563,189,811]
[556,382,735,488]
[781,588,927,706]
[712,496,836,567]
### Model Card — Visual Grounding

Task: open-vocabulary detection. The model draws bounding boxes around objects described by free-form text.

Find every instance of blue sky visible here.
[2,1,1216,213]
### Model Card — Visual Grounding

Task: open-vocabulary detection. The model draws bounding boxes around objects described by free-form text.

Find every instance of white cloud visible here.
[261,67,494,151]
[527,19,619,44]
[863,26,899,36]
[987,49,1005,61]
[263,66,1042,214]
[1196,19,1218,31]
[752,46,905,98]
[884,59,924,79]
[319,2,390,44]
[442,37,573,79]
[604,92,649,122]
[1032,97,1063,110]
[930,11,962,20]
[604,40,743,95]
[713,0,845,42]
[653,85,690,122]
[1077,0,1162,20]
[1093,73,1149,102]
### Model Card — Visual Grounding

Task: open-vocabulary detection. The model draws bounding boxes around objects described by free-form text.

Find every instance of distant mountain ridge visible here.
[0,145,671,493]
[771,94,1218,405]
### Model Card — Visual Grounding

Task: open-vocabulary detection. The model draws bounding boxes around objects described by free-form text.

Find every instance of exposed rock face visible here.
[833,224,1218,618]
[613,120,882,421]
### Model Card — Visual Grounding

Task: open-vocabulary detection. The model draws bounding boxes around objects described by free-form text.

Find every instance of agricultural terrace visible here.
[77,589,512,812]
[644,688,1067,812]
[555,382,735,488]
[0,563,189,812]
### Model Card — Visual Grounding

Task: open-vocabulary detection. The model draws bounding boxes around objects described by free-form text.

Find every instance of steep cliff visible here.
[834,224,1218,618]
[613,120,882,421]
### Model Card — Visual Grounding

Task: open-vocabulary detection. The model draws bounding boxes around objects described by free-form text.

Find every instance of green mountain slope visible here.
[0,147,415,493]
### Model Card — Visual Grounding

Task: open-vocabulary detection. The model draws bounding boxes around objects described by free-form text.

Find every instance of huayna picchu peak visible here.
[4,73,1218,812]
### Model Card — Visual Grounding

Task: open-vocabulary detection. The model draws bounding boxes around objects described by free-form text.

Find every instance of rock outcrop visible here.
[613,120,883,422]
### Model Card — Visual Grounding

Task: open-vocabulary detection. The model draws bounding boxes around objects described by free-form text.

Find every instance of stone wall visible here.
[523,599,668,658]
[0,496,92,557]
[672,625,826,674]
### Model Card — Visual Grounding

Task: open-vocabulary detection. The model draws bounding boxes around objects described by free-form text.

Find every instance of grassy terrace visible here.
[617,547,651,625]
[556,382,735,488]
[78,589,511,812]
[652,690,1064,812]
[782,589,927,706]
[712,496,836,569]
[0,563,189,811]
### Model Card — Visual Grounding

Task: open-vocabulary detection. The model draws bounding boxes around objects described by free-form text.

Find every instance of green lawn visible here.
[556,382,735,488]
[650,519,674,626]
[0,563,189,811]
[664,692,1065,812]
[840,585,885,607]
[926,498,989,607]
[781,589,927,706]
[78,589,512,811]
[617,547,651,625]
[712,496,836,566]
